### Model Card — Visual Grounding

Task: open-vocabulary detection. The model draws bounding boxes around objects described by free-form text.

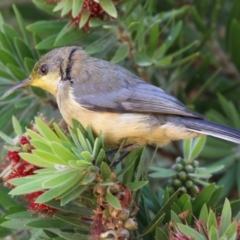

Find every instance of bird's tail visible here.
[181,118,240,144]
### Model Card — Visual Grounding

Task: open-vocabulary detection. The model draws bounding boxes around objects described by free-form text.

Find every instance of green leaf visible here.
[7,64,26,79]
[127,181,148,191]
[219,198,232,236]
[55,25,84,47]
[14,37,33,60]
[197,165,224,174]
[19,152,53,167]
[148,167,176,178]
[141,214,165,236]
[207,210,217,234]
[95,149,106,166]
[72,0,84,18]
[50,142,78,161]
[32,0,56,15]
[1,219,31,230]
[26,129,46,142]
[81,172,96,184]
[142,190,178,235]
[42,171,78,188]
[79,10,90,29]
[0,31,13,53]
[99,0,117,18]
[155,227,169,240]
[190,136,206,160]
[30,139,53,153]
[153,21,182,59]
[0,186,18,209]
[228,19,240,71]
[0,131,14,145]
[26,218,72,229]
[156,55,173,67]
[220,221,237,239]
[183,139,192,160]
[106,192,121,210]
[209,226,219,240]
[101,161,112,181]
[177,224,205,240]
[61,185,87,205]
[12,5,30,44]
[111,43,130,63]
[35,117,61,143]
[12,116,22,136]
[58,232,89,240]
[89,18,104,27]
[53,123,70,143]
[9,176,50,195]
[32,150,68,165]
[171,210,182,223]
[61,0,72,16]
[192,183,215,216]
[0,49,19,66]
[36,174,84,203]
[5,211,37,220]
[81,151,92,162]
[55,214,90,229]
[27,20,68,34]
[53,0,66,12]
[24,57,35,72]
[36,34,57,50]
[207,186,223,208]
[134,52,152,66]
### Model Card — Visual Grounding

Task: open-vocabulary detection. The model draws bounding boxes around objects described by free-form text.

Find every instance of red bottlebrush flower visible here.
[19,136,29,145]
[3,160,39,187]
[26,191,56,214]
[47,0,117,31]
[7,151,20,164]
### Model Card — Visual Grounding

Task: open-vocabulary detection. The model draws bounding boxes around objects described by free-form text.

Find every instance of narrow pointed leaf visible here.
[36,174,84,203]
[42,171,77,188]
[106,192,121,210]
[99,0,117,18]
[101,161,111,181]
[19,152,53,167]
[50,142,78,161]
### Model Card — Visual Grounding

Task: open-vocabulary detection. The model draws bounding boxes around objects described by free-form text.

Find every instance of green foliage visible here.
[1,0,240,239]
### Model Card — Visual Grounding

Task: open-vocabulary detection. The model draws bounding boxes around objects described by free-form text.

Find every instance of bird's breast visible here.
[56,87,200,148]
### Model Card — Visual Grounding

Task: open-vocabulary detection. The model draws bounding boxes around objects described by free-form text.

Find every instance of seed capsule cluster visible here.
[168,157,200,198]
[91,182,137,240]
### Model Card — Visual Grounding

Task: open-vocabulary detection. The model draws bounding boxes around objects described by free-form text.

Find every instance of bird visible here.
[1,46,240,149]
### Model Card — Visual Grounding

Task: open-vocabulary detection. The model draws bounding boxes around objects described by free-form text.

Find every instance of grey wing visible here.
[72,81,202,119]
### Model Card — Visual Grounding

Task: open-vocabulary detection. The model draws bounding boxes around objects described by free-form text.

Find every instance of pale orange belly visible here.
[59,98,201,148]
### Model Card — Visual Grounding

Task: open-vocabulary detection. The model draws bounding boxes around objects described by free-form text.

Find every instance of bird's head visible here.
[0,46,84,100]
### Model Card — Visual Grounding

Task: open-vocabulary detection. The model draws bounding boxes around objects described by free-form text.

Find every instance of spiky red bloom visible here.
[47,0,117,31]
[19,136,29,145]
[26,191,56,213]
[7,151,20,164]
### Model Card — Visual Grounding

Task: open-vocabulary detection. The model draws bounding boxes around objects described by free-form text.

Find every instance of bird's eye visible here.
[40,64,49,75]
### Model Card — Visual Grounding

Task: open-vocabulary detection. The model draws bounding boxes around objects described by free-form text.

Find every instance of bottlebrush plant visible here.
[46,0,118,30]
[1,116,240,240]
[0,116,145,239]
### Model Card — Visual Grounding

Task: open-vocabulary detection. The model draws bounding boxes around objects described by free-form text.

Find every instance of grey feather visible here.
[72,58,202,119]
[179,117,240,144]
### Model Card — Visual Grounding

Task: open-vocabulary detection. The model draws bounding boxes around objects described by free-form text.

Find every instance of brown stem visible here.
[117,26,150,82]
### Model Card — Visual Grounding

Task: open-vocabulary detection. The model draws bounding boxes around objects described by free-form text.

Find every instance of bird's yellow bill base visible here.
[0,78,32,100]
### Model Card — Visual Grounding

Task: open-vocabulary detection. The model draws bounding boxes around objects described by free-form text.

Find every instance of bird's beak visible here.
[0,77,33,100]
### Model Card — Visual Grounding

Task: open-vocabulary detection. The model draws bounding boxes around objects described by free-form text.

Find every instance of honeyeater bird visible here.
[1,46,240,148]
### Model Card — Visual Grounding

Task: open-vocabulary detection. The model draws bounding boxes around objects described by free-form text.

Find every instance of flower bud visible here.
[123,218,138,231]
